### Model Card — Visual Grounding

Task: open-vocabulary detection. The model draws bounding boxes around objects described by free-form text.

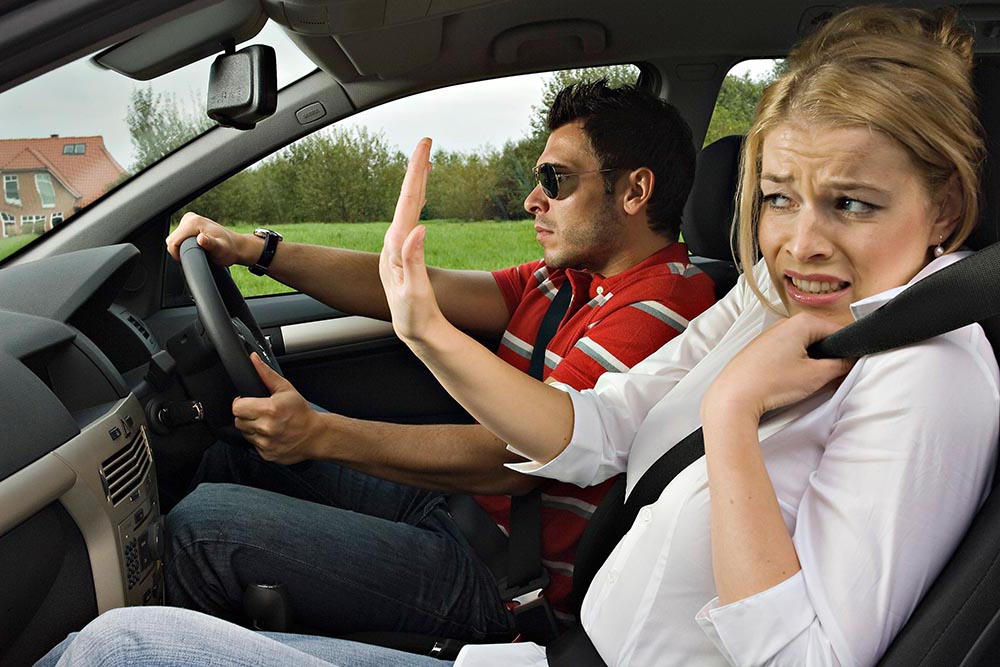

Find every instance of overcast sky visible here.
[0,22,772,170]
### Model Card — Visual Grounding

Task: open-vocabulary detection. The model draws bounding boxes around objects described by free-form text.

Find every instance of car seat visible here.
[874,54,1000,667]
[680,134,743,298]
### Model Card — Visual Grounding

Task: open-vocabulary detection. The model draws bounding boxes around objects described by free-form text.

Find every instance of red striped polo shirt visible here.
[475,242,716,620]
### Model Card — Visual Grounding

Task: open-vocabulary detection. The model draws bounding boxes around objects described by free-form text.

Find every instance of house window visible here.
[21,214,46,234]
[4,175,20,205]
[35,173,56,208]
[50,211,64,226]
[63,143,85,155]
[0,211,13,238]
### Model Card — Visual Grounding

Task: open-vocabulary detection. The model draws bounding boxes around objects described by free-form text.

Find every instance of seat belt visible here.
[547,244,1000,666]
[499,279,573,643]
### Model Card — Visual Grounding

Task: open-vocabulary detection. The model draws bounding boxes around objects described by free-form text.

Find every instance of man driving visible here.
[163,80,715,641]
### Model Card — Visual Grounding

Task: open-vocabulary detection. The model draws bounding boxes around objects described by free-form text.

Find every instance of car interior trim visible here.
[281,315,396,354]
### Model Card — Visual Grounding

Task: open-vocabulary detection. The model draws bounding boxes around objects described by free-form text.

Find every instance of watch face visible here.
[253,228,283,241]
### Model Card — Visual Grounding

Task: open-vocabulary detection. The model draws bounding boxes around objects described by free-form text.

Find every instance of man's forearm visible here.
[309,413,541,495]
[236,235,511,334]
[237,235,392,320]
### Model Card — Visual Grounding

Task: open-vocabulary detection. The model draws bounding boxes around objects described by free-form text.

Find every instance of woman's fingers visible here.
[386,138,433,262]
[401,224,429,292]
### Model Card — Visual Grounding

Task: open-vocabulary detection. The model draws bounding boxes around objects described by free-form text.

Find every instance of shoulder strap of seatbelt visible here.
[528,279,574,380]
[503,279,573,642]
[548,243,1000,666]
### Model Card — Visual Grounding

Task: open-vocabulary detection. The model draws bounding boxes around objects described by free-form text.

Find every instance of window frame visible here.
[20,214,46,234]
[35,172,56,208]
[3,174,20,206]
[0,211,13,238]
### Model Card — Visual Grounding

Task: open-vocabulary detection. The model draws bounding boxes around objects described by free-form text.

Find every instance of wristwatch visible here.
[249,228,283,276]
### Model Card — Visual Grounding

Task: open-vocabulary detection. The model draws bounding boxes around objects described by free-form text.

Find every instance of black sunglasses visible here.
[531,163,620,200]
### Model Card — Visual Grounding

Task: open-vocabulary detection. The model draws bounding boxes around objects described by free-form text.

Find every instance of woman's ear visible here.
[622,167,655,216]
[929,173,963,247]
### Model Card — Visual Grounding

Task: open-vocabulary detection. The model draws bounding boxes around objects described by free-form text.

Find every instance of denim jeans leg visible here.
[165,482,515,640]
[34,607,450,667]
[191,440,445,522]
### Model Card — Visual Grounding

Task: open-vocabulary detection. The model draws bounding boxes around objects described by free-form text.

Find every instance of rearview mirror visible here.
[207,44,277,130]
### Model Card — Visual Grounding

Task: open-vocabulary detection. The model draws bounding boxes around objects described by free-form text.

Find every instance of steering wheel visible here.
[178,236,283,398]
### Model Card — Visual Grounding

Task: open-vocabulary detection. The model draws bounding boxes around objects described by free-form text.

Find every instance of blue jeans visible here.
[165,441,515,640]
[34,607,450,667]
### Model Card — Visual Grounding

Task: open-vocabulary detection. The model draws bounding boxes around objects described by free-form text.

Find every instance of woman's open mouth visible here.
[784,274,851,306]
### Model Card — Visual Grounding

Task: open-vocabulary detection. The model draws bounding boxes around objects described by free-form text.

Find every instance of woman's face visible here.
[757,121,960,326]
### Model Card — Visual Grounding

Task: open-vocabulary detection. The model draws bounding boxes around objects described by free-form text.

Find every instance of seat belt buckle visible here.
[508,587,546,609]
[501,579,559,644]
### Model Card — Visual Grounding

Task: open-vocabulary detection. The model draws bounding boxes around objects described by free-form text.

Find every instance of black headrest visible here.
[970,57,1000,251]
[680,134,743,262]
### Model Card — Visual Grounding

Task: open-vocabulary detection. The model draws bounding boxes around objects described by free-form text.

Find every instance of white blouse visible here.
[454,252,999,667]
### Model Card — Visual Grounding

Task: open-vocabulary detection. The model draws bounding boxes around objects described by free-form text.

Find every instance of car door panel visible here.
[148,293,474,424]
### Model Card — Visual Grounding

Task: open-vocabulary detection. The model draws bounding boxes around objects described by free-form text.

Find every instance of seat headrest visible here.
[969,57,1000,251]
[680,134,743,262]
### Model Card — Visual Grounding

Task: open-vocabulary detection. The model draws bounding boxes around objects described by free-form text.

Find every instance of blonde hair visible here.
[735,6,985,307]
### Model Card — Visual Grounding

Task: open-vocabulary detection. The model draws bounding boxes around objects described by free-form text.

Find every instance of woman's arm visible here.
[701,313,852,604]
[698,323,999,666]
[379,139,575,463]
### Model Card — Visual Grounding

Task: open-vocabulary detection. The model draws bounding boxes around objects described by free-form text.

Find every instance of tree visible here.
[291,127,406,222]
[424,148,502,220]
[183,126,405,225]
[126,86,213,173]
[703,61,784,145]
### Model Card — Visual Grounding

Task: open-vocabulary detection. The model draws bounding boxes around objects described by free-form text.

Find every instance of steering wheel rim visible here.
[178,236,282,398]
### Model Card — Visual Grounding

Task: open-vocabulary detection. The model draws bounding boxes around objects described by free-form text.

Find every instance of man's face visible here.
[523,121,625,274]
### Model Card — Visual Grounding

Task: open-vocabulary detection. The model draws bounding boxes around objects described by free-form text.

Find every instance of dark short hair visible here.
[547,79,695,240]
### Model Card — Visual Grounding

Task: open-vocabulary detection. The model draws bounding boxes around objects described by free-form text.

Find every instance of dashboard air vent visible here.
[99,428,152,505]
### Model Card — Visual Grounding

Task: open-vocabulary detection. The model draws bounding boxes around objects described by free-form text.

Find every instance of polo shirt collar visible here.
[563,243,691,300]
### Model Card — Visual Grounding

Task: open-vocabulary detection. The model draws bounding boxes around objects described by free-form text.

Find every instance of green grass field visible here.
[0,233,40,261]
[0,221,541,296]
[224,220,540,296]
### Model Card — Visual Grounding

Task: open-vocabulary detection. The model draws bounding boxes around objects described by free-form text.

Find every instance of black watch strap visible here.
[249,230,281,276]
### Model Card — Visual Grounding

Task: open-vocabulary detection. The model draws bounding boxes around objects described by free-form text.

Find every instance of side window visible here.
[0,211,13,237]
[35,173,56,208]
[703,59,784,147]
[172,65,641,299]
[4,174,19,205]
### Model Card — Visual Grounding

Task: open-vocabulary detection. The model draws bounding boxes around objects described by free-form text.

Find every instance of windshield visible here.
[0,22,316,262]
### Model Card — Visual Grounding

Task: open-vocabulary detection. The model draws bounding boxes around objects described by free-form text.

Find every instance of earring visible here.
[934,235,945,258]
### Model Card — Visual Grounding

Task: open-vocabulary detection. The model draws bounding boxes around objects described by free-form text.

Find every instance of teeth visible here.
[790,277,847,294]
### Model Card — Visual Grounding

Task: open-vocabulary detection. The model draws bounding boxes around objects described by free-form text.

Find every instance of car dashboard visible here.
[0,244,164,665]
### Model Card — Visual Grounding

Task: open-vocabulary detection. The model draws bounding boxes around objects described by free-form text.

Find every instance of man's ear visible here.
[622,167,654,216]
[929,173,963,247]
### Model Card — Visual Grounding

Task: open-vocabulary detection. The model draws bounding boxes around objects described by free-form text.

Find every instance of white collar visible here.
[848,250,974,321]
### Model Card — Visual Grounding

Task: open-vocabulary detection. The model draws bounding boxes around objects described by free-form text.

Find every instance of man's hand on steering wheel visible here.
[166,212,256,267]
[232,353,323,465]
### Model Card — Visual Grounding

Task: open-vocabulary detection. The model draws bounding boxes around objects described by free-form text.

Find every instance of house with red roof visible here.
[0,135,125,237]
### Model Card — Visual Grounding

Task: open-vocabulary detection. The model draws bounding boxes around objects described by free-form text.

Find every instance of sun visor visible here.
[93,0,268,80]
[266,0,507,77]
